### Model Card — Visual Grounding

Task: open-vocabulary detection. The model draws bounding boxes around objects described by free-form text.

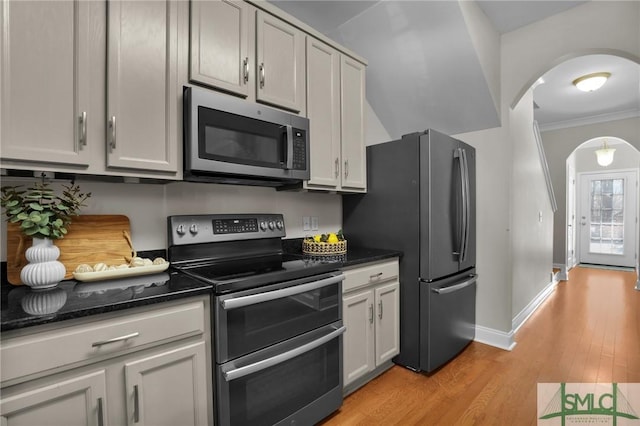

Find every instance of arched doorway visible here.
[566,137,640,271]
[526,52,640,282]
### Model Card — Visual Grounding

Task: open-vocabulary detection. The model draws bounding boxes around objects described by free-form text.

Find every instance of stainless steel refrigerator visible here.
[343,129,477,373]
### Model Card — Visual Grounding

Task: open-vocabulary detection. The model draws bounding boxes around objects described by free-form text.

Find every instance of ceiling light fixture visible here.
[595,139,615,167]
[572,72,611,92]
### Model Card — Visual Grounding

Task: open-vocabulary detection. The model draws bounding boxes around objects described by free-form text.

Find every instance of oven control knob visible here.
[268,221,275,230]
[260,221,268,231]
[176,224,186,236]
[189,224,198,235]
[276,220,284,230]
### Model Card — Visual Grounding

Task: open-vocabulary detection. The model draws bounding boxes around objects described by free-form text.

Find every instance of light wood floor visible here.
[321,266,640,425]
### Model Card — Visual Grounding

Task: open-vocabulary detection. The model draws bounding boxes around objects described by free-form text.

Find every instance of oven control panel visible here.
[168,214,286,245]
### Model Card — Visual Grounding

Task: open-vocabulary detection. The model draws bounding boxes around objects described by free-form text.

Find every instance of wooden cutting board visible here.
[6,215,134,285]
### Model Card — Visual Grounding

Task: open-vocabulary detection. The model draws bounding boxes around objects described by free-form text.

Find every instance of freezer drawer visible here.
[421,272,477,372]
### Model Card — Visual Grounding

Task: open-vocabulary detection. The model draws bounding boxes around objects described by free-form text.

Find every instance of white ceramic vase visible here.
[20,237,66,290]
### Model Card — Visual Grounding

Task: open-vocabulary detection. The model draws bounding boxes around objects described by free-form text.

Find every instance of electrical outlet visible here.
[311,216,319,231]
[303,216,311,231]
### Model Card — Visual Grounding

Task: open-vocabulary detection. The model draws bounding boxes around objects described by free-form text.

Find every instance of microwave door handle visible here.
[285,125,294,170]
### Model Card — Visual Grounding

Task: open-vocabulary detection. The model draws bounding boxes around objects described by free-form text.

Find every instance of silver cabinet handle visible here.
[91,332,139,347]
[223,326,346,381]
[243,57,249,83]
[78,111,87,149]
[108,116,116,152]
[344,159,349,179]
[221,274,343,310]
[432,275,477,295]
[335,157,340,178]
[133,384,140,423]
[97,397,105,426]
[378,300,383,319]
[259,63,265,88]
[369,304,373,324]
[370,272,383,280]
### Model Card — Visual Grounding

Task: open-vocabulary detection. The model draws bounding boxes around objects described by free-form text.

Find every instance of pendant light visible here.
[595,140,615,167]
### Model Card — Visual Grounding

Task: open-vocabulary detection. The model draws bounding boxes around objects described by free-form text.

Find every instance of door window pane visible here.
[589,178,624,255]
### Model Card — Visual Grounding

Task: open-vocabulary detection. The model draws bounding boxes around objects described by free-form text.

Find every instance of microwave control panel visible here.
[292,129,307,170]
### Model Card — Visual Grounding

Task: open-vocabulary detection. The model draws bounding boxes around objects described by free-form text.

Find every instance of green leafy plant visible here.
[0,181,91,240]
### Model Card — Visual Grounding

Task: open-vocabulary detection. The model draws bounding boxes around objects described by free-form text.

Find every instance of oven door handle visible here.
[220,274,344,310]
[223,325,346,382]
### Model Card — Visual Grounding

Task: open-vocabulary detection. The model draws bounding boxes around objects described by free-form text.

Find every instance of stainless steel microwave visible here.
[183,86,310,186]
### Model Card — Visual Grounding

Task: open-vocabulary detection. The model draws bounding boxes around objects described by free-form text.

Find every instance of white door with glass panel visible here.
[579,171,637,267]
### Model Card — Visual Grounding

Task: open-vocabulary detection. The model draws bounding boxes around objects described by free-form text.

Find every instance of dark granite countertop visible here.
[282,238,402,268]
[1,269,212,332]
[1,242,400,333]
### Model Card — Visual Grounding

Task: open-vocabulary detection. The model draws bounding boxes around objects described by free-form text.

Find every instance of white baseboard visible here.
[553,263,568,281]
[475,278,558,351]
[474,325,516,351]
[512,279,557,334]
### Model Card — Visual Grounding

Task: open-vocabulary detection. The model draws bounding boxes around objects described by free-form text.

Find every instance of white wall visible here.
[508,90,554,318]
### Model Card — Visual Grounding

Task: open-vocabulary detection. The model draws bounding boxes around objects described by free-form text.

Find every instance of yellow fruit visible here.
[327,233,339,243]
[313,234,321,242]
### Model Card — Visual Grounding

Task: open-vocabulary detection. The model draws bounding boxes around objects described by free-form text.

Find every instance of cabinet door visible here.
[0,0,93,166]
[342,290,375,387]
[0,370,107,426]
[304,37,341,189]
[124,342,208,426]
[190,0,250,97]
[374,281,400,366]
[340,56,366,191]
[106,0,178,173]
[255,10,305,113]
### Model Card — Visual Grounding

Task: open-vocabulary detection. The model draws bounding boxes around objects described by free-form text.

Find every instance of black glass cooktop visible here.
[172,253,342,294]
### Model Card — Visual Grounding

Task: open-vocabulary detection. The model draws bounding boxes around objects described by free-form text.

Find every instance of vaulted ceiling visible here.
[270,0,639,139]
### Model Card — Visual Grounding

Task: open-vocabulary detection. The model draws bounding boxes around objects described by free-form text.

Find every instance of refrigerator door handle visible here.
[431,275,477,294]
[453,148,467,262]
[461,148,471,263]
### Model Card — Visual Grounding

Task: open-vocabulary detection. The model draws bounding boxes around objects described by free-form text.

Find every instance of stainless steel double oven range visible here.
[168,214,345,426]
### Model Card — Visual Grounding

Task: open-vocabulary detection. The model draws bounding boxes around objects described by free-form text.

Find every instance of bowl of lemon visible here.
[303,230,347,255]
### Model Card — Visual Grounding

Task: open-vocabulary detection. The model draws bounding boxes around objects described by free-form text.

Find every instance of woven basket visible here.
[302,239,347,256]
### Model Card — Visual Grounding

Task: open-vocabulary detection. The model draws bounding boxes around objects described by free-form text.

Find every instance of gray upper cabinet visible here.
[255,10,305,113]
[190,0,251,98]
[189,1,306,114]
[340,56,366,191]
[304,37,367,193]
[304,37,341,189]
[106,0,180,173]
[0,0,97,166]
[0,0,183,179]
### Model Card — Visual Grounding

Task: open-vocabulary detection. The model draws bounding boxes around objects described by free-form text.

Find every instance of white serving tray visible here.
[72,262,170,282]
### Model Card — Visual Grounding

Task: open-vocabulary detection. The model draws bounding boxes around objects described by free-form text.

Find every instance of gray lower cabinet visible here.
[0,296,212,426]
[0,370,108,426]
[342,259,400,395]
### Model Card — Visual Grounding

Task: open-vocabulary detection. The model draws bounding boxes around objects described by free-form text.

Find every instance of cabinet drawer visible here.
[1,299,206,384]
[343,259,399,293]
